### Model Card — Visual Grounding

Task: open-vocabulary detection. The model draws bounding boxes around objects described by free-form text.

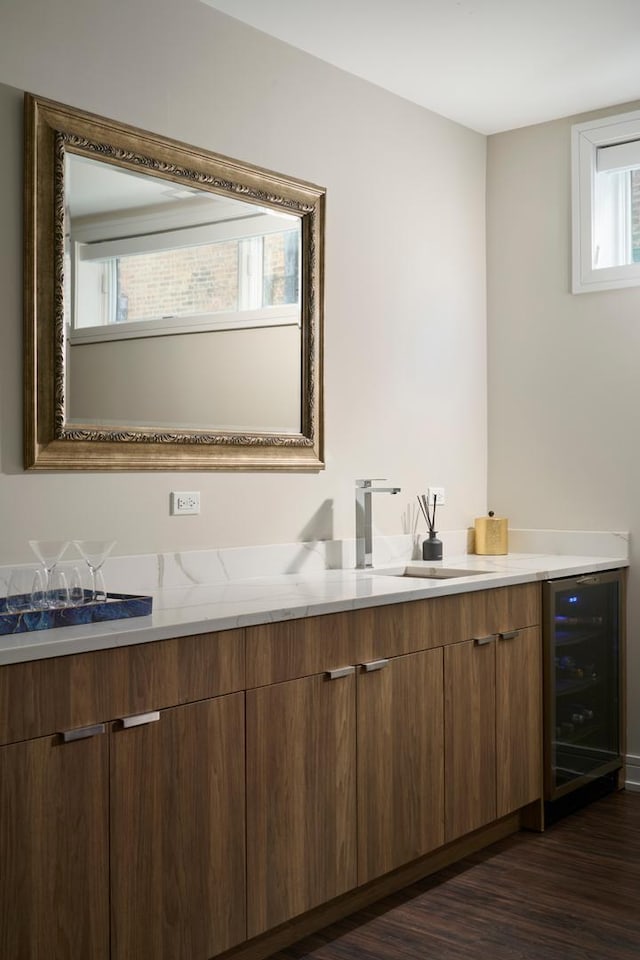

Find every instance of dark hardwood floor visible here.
[272,791,640,960]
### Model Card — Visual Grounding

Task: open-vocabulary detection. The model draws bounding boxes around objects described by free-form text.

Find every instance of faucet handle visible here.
[356,478,387,487]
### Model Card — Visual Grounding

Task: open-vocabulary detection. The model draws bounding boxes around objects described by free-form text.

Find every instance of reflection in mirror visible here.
[66,156,302,433]
[24,94,325,470]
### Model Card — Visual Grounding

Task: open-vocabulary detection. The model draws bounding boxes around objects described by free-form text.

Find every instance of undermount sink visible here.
[372,565,494,580]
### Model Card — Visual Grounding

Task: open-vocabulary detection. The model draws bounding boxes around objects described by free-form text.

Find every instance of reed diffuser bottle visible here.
[417,493,443,561]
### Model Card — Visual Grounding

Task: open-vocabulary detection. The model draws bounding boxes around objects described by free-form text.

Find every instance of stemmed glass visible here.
[73,541,116,603]
[28,540,70,609]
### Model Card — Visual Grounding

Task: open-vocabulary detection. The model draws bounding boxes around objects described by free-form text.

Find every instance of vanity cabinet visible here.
[244,585,540,938]
[444,625,542,841]
[110,693,246,960]
[0,630,246,960]
[356,647,444,884]
[0,731,110,960]
[246,672,358,937]
[444,635,497,838]
[359,585,540,869]
[246,644,446,936]
[0,581,545,960]
[496,625,542,817]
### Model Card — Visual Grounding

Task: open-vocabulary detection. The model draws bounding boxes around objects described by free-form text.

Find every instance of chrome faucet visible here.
[355,479,401,569]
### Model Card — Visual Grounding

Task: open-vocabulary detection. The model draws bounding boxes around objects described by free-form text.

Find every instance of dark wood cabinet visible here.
[444,637,497,840]
[357,648,444,884]
[444,625,542,842]
[496,626,542,817]
[0,583,545,960]
[0,732,110,960]
[111,694,246,960]
[246,672,357,937]
[0,629,246,960]
[246,646,446,933]
[246,630,447,927]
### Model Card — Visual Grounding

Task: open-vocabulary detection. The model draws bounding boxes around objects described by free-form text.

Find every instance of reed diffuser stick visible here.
[417,493,437,534]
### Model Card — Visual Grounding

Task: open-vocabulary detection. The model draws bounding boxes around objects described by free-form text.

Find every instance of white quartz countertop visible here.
[0,550,628,666]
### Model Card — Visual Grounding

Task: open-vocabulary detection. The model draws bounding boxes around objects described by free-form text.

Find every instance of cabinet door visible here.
[110,693,246,960]
[444,638,496,841]
[0,732,109,960]
[496,626,542,817]
[246,672,357,937]
[357,648,444,884]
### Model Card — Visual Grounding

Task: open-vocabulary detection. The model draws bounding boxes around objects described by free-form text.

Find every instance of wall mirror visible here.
[24,94,325,470]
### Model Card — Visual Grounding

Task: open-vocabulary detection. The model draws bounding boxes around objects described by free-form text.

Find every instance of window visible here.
[572,109,640,293]
[70,213,301,344]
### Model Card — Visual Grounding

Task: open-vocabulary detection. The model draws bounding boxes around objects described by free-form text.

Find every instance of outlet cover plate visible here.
[170,491,200,515]
[427,486,445,506]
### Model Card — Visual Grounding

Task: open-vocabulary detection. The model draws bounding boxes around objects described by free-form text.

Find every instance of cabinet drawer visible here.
[461,582,540,640]
[354,582,541,659]
[246,584,540,685]
[0,629,245,745]
[246,611,370,687]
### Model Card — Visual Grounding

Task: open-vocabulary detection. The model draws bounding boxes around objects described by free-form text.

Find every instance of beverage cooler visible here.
[543,569,624,807]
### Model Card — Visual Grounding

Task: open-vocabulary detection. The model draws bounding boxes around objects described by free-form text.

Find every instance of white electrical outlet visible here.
[170,491,200,516]
[428,486,445,506]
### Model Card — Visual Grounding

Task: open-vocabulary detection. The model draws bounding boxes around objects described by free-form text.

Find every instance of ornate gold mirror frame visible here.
[24,94,324,470]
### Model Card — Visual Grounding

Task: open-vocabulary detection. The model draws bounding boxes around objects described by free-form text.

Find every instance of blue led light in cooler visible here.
[568,596,578,604]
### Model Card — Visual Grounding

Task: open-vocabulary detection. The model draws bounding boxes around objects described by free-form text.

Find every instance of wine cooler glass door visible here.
[546,571,622,800]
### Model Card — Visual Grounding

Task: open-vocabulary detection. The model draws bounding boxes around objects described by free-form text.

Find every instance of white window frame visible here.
[572,109,640,293]
[68,212,301,342]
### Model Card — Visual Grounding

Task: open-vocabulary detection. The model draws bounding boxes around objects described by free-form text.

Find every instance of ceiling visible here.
[201,0,640,135]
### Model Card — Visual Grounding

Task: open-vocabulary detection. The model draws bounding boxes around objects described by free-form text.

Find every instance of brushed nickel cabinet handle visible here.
[474,635,496,646]
[61,722,106,743]
[326,666,356,680]
[576,575,599,584]
[361,659,390,672]
[499,630,520,641]
[121,711,161,728]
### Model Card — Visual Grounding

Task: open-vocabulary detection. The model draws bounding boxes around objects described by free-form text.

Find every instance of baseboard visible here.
[625,754,640,791]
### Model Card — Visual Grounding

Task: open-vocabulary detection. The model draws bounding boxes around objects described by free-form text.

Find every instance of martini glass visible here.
[73,541,116,603]
[28,540,70,608]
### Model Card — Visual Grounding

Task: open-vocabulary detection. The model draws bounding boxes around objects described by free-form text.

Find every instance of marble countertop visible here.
[0,548,628,666]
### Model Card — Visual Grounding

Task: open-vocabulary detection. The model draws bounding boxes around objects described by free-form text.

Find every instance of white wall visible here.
[69,325,301,432]
[0,0,487,562]
[487,101,640,755]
